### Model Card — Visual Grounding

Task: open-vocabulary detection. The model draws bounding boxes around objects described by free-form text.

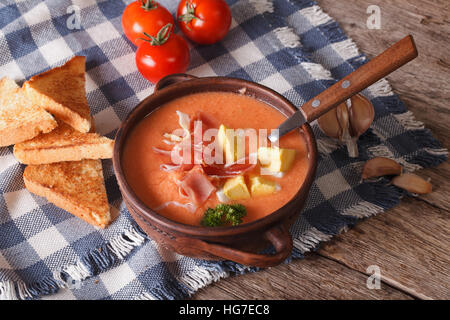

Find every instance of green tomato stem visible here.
[140,0,157,11]
[178,0,203,30]
[138,23,172,46]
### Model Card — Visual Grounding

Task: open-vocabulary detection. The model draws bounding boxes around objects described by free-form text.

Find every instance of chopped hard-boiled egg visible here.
[216,189,230,203]
[250,176,278,196]
[223,175,251,200]
[218,124,236,164]
[257,147,296,173]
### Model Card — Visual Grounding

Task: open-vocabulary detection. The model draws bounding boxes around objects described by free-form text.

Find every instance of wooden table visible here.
[193,0,450,300]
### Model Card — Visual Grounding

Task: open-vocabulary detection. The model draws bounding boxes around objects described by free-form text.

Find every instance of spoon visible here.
[268,35,418,142]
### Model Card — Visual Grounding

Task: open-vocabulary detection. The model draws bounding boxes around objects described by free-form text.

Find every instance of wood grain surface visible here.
[192,0,449,300]
[319,197,450,300]
[194,253,413,300]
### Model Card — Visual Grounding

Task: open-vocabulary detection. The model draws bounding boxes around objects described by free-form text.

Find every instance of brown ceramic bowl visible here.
[112,74,317,268]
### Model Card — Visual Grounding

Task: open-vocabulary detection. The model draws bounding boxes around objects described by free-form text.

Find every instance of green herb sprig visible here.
[201,204,247,227]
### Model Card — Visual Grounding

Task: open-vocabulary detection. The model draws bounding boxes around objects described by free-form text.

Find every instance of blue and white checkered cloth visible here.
[0,0,446,300]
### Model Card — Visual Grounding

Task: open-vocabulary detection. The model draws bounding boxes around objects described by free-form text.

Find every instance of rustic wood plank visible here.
[192,253,412,300]
[317,0,450,210]
[314,0,450,300]
[317,0,450,148]
[318,197,450,300]
[413,162,450,211]
[194,0,449,300]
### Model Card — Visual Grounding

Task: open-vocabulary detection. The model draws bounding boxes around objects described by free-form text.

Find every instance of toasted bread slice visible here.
[14,121,114,164]
[23,56,92,132]
[0,77,57,147]
[24,159,111,228]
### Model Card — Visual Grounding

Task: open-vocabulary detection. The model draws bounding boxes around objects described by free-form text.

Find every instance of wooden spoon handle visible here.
[300,35,418,122]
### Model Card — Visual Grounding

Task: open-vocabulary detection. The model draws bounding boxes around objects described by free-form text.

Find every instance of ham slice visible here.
[158,111,256,179]
[180,166,216,206]
[153,147,172,157]
[170,143,195,171]
[202,162,256,177]
[194,111,220,130]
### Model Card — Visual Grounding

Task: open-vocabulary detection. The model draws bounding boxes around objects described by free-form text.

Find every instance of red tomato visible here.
[136,24,190,83]
[177,0,232,45]
[122,0,174,46]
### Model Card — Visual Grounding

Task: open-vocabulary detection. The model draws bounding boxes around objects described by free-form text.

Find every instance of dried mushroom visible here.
[318,94,374,157]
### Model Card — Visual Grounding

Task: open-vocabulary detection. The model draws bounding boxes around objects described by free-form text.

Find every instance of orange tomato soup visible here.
[122,92,309,226]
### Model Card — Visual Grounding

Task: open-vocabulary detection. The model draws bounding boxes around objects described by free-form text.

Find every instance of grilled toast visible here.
[0,77,57,147]
[24,159,111,228]
[23,56,92,133]
[14,120,114,164]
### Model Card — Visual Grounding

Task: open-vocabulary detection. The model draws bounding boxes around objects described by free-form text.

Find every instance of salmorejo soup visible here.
[122,91,309,227]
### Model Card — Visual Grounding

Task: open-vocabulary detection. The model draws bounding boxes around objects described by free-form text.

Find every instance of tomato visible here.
[136,24,190,83]
[122,0,174,46]
[177,0,232,45]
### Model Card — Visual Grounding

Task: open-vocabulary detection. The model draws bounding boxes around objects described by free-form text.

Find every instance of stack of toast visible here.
[0,56,114,228]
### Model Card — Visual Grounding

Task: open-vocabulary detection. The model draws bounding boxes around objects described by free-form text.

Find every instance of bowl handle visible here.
[178,224,293,268]
[155,73,198,91]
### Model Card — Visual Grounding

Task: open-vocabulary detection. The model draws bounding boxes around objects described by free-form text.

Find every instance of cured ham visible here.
[152,146,172,156]
[193,111,220,130]
[202,162,256,176]
[156,110,257,178]
[154,201,196,213]
[160,164,181,172]
[180,166,216,206]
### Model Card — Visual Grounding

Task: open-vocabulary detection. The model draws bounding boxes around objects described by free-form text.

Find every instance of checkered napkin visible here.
[0,0,446,300]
